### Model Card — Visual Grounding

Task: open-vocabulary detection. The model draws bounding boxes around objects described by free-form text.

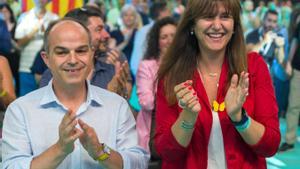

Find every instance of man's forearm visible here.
[30,143,68,169]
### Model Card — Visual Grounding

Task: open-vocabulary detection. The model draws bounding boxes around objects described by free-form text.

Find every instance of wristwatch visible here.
[97,143,111,161]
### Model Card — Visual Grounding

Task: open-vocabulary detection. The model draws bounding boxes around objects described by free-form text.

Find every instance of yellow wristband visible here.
[97,152,110,161]
[96,143,111,162]
[0,90,7,97]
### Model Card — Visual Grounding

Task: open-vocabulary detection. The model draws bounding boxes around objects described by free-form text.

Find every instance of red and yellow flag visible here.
[20,0,84,17]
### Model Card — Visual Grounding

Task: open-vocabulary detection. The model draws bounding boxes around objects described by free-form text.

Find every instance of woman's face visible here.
[1,7,11,22]
[159,24,176,56]
[122,9,136,28]
[194,2,234,54]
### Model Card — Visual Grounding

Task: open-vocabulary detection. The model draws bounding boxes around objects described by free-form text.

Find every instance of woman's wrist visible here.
[181,109,198,124]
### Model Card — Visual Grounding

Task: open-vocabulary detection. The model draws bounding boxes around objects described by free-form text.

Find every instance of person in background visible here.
[246,9,289,118]
[241,0,260,36]
[0,55,16,138]
[130,1,170,78]
[278,7,300,152]
[2,17,149,169]
[128,1,171,113]
[154,0,280,168]
[109,4,139,62]
[136,17,177,152]
[15,0,58,96]
[0,3,20,95]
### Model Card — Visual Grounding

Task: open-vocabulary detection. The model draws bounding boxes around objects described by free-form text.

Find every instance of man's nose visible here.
[67,51,78,64]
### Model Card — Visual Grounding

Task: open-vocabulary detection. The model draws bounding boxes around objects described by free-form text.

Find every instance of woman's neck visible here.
[199,50,225,71]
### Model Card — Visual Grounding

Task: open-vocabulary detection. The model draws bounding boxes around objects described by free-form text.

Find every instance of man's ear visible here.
[40,51,50,68]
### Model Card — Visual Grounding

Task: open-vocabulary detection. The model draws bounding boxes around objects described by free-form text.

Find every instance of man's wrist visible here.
[53,142,70,158]
[96,143,111,162]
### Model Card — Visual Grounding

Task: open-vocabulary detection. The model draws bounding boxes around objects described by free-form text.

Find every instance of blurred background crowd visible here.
[1,0,300,167]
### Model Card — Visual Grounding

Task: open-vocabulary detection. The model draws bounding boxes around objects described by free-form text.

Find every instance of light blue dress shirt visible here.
[2,81,149,169]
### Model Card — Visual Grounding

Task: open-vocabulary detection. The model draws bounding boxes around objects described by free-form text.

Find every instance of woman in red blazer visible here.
[154,0,280,169]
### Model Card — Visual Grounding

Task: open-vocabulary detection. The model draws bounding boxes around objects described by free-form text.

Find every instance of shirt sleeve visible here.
[116,99,150,169]
[136,61,156,111]
[2,102,34,169]
[154,81,188,162]
[248,52,281,157]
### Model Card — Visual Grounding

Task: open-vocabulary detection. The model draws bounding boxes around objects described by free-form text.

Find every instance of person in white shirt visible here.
[15,0,58,96]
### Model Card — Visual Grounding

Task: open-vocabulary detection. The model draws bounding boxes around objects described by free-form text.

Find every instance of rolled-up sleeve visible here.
[116,99,150,169]
[2,102,34,169]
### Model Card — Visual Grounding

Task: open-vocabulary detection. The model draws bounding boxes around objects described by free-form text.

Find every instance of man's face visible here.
[42,21,94,87]
[263,13,278,32]
[87,16,110,51]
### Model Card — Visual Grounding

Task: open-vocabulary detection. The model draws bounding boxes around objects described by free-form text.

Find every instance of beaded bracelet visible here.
[180,120,195,131]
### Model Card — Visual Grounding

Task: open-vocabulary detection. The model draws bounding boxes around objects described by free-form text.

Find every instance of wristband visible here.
[0,90,7,97]
[231,108,251,132]
[230,108,248,126]
[235,118,251,132]
[97,143,111,161]
[180,120,195,131]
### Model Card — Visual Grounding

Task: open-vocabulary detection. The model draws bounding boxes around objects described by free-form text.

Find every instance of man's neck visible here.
[52,81,88,113]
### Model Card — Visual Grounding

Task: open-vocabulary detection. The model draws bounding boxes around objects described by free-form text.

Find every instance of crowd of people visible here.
[0,0,300,168]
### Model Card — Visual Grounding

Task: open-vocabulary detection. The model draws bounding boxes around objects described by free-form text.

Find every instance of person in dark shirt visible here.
[246,9,289,118]
[278,14,300,152]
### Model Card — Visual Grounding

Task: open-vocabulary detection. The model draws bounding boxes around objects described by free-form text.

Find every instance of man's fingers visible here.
[63,119,78,136]
[68,128,83,142]
[78,119,90,132]
[61,110,77,127]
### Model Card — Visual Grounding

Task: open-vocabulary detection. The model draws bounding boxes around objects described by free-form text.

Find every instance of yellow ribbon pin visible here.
[212,100,225,112]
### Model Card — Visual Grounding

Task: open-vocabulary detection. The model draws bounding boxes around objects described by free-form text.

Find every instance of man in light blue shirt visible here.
[2,17,149,169]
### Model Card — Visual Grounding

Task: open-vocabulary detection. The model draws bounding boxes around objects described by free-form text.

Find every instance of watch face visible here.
[103,144,111,154]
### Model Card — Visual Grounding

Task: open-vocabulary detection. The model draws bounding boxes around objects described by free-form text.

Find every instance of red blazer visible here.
[154,52,280,169]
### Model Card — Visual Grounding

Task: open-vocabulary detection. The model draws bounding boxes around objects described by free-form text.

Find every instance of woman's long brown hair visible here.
[157,0,247,104]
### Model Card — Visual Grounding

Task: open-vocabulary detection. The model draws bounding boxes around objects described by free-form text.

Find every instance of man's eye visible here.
[76,49,89,55]
[55,51,68,55]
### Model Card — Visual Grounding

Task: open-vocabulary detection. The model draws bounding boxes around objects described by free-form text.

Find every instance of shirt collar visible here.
[39,80,103,108]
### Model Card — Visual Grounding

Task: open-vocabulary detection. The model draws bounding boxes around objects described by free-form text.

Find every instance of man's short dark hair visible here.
[149,1,168,20]
[65,6,104,26]
[263,9,278,20]
[43,17,92,54]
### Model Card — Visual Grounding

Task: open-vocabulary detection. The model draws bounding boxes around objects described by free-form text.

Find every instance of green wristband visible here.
[180,120,195,131]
